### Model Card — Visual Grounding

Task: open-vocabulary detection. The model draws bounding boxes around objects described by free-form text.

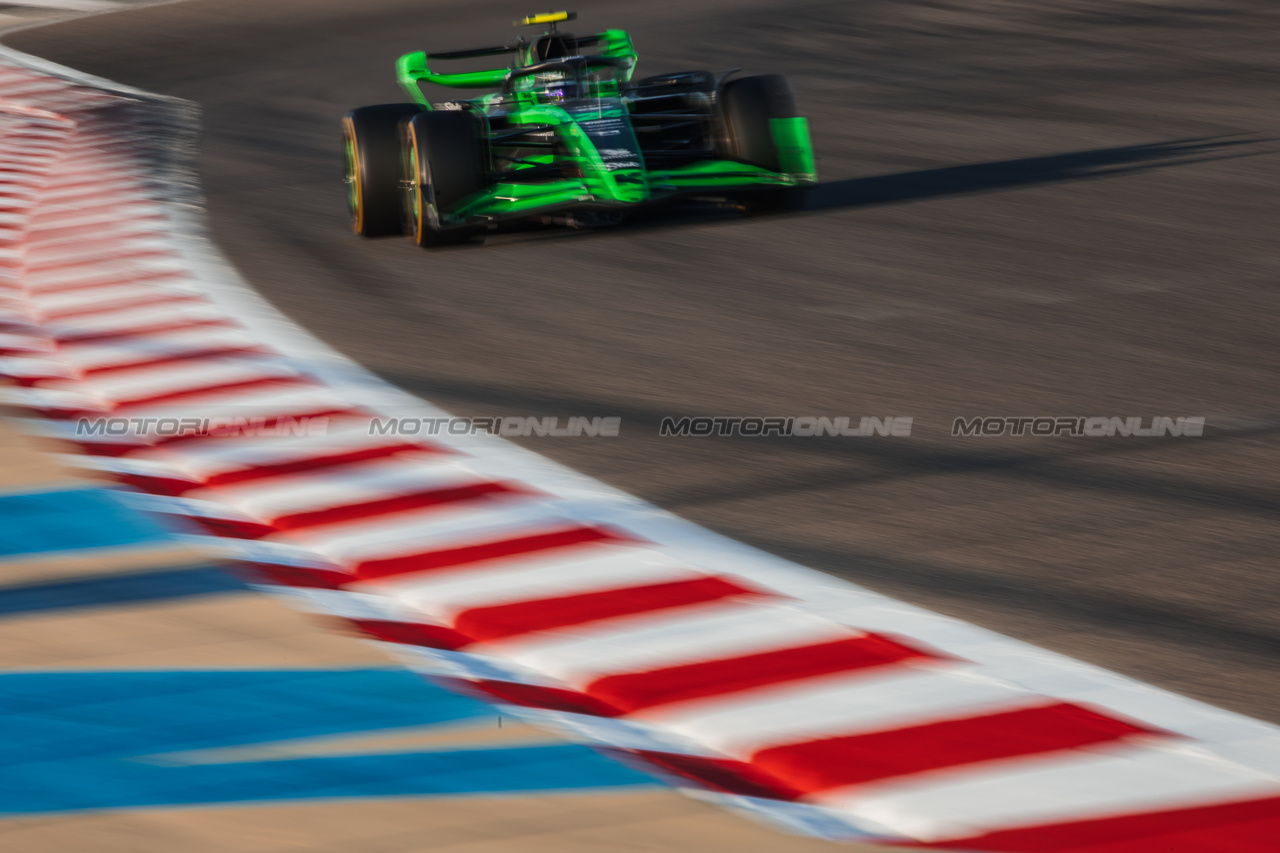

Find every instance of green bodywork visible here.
[394,27,817,226]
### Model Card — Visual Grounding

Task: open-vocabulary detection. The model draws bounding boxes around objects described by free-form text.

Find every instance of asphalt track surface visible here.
[10,0,1279,724]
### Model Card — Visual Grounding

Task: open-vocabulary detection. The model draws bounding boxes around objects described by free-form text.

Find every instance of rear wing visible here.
[397,29,636,107]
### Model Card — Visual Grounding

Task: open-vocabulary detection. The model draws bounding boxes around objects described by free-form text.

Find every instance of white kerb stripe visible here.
[646,666,1040,757]
[38,179,145,205]
[28,281,201,313]
[129,417,417,477]
[515,707,708,755]
[478,596,777,661]
[25,261,189,291]
[46,302,228,337]
[387,547,699,620]
[29,190,151,216]
[820,740,1280,843]
[267,587,426,623]
[195,457,491,519]
[59,327,262,372]
[121,383,352,422]
[29,207,165,237]
[26,244,150,263]
[1059,682,1280,750]
[507,600,857,687]
[0,355,67,378]
[0,2,122,17]
[278,498,569,563]
[65,356,298,404]
[0,333,54,352]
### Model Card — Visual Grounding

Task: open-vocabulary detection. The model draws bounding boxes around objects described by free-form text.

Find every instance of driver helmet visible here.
[535,70,577,103]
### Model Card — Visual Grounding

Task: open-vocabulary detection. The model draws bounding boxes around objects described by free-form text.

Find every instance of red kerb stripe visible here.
[200,442,435,488]
[935,794,1280,853]
[237,561,350,590]
[81,343,267,376]
[454,575,767,642]
[459,679,622,717]
[107,375,310,410]
[272,481,525,530]
[622,750,800,800]
[354,525,630,581]
[589,633,939,714]
[348,618,470,651]
[751,702,1156,793]
[116,472,204,497]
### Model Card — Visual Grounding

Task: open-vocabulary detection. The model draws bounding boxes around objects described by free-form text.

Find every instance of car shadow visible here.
[804,135,1270,212]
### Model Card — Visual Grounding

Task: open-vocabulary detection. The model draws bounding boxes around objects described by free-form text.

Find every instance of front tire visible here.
[716,75,806,213]
[403,111,488,247]
[343,103,422,237]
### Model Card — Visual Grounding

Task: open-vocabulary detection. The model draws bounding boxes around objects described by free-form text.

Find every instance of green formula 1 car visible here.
[343,11,817,246]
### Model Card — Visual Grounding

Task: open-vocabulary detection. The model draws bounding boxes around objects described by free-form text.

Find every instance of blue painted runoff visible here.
[0,566,247,617]
[0,669,652,814]
[0,487,177,557]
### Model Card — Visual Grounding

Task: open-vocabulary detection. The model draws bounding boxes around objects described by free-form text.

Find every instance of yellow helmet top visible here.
[515,11,576,27]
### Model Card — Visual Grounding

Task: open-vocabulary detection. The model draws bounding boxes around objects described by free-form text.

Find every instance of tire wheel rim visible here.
[408,140,423,241]
[342,121,362,233]
[408,127,439,245]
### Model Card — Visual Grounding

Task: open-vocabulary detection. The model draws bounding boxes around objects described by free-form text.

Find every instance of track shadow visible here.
[807,135,1269,212]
